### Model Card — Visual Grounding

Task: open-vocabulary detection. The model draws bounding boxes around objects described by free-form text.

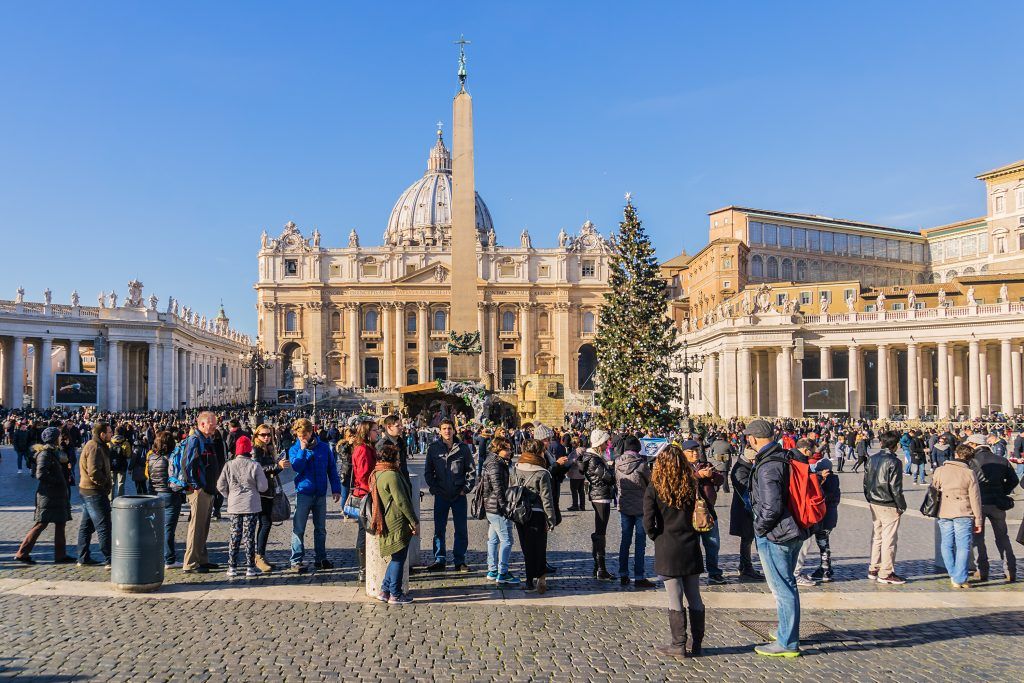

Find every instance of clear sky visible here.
[3,2,1022,336]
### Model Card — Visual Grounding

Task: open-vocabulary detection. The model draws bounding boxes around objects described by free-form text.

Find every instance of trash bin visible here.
[111,495,165,593]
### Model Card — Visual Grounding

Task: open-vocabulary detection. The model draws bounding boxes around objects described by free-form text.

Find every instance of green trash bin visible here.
[111,495,165,593]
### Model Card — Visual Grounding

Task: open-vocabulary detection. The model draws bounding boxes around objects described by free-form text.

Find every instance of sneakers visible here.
[876,573,907,585]
[314,559,333,570]
[707,575,728,586]
[245,567,261,578]
[292,563,309,574]
[388,594,413,605]
[739,568,765,582]
[77,558,103,567]
[951,580,972,589]
[810,568,833,583]
[376,591,391,603]
[867,569,879,581]
[795,574,817,587]
[755,642,801,658]
[634,578,657,589]
[486,570,499,581]
[524,579,537,592]
[226,567,239,578]
[454,563,471,573]
[536,576,548,595]
[496,572,521,586]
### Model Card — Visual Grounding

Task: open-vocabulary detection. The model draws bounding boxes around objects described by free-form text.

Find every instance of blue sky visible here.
[2,2,1022,335]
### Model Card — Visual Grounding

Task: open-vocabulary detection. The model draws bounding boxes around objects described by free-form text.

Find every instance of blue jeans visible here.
[618,512,647,580]
[158,492,184,564]
[912,462,926,484]
[77,492,112,563]
[902,448,913,474]
[756,535,803,652]
[16,451,28,470]
[291,494,328,565]
[700,522,722,578]
[486,512,513,574]
[432,495,468,566]
[110,472,126,500]
[938,517,974,585]
[381,544,410,597]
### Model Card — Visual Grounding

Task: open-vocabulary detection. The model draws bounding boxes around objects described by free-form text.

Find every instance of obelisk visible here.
[448,35,482,382]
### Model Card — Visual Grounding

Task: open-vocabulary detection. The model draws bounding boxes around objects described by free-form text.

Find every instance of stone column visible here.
[417,303,429,383]
[184,349,193,407]
[717,352,728,417]
[381,303,393,389]
[979,344,990,412]
[767,350,778,416]
[519,303,532,375]
[10,337,24,409]
[1012,343,1023,413]
[705,352,718,416]
[720,348,737,418]
[68,339,81,373]
[819,345,832,379]
[555,303,572,384]
[937,342,950,419]
[780,346,794,418]
[38,337,53,410]
[1001,338,1013,414]
[953,346,964,414]
[877,344,890,420]
[737,347,752,416]
[848,344,861,418]
[107,341,121,412]
[348,304,361,386]
[757,350,770,416]
[394,304,406,388]
[968,339,981,419]
[906,343,920,419]
[162,343,176,411]
[488,305,499,387]
[478,302,489,380]
[147,342,160,410]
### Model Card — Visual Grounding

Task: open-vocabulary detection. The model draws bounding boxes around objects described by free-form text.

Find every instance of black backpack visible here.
[504,471,540,526]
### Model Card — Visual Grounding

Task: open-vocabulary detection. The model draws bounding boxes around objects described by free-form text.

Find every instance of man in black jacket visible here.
[863,431,907,585]
[965,434,1019,582]
[745,419,806,658]
[376,414,409,477]
[423,419,475,572]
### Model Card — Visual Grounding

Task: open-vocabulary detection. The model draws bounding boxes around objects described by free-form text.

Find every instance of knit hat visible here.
[590,429,610,449]
[533,423,555,441]
[965,433,987,446]
[234,435,253,455]
[812,458,833,472]
[40,427,60,445]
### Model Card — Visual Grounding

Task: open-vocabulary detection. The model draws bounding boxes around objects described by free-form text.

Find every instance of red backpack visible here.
[787,459,826,529]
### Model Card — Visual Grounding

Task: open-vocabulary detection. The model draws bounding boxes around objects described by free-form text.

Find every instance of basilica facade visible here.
[255,129,611,403]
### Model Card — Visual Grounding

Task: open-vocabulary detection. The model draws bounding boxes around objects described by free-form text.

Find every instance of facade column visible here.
[417,303,429,383]
[937,342,950,419]
[519,303,532,376]
[107,341,121,412]
[184,349,193,407]
[1000,338,1013,414]
[779,346,794,418]
[478,302,489,381]
[348,304,361,386]
[162,343,176,411]
[68,339,81,373]
[907,342,920,419]
[147,342,160,410]
[721,348,738,418]
[819,345,832,379]
[756,350,770,416]
[10,337,24,409]
[39,337,53,410]
[381,303,393,389]
[488,305,498,388]
[704,351,719,416]
[848,344,861,418]
[1012,342,1023,413]
[953,347,964,415]
[394,304,406,388]
[877,343,890,420]
[737,347,752,416]
[968,339,981,419]
[767,350,778,416]
[979,344,989,412]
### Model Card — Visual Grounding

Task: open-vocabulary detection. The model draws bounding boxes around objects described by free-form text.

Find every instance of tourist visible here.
[931,444,983,588]
[424,418,475,572]
[834,434,852,472]
[863,431,907,585]
[930,434,953,469]
[565,435,587,512]
[708,434,733,493]
[130,435,149,495]
[965,433,1019,582]
[373,443,419,605]
[512,438,558,593]
[645,444,705,658]
[182,411,221,574]
[745,419,806,658]
[851,431,870,473]
[253,424,288,573]
[288,417,342,572]
[14,427,74,564]
[376,414,409,477]
[909,430,928,484]
[615,434,655,588]
[217,435,268,578]
[108,426,131,500]
[210,428,228,520]
[351,420,378,581]
[729,446,764,581]
[808,458,840,583]
[13,421,30,474]
[147,430,184,569]
[680,439,727,585]
[77,421,113,568]
[480,436,520,585]
[577,429,617,580]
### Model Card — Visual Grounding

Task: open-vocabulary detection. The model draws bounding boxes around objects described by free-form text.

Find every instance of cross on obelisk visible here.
[454,34,470,90]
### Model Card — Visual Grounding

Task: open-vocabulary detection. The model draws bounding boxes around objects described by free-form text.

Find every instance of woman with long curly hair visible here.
[644,444,706,659]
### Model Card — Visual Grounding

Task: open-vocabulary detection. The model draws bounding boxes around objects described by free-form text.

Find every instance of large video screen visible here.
[802,379,849,413]
[276,389,296,406]
[54,372,99,405]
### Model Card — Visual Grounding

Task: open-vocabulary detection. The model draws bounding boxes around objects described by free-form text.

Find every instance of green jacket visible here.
[375,470,418,558]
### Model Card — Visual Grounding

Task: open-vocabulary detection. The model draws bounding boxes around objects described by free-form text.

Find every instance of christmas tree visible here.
[595,195,681,431]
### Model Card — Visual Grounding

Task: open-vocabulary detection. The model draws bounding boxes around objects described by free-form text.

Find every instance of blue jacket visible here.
[289,437,342,497]
[184,430,217,493]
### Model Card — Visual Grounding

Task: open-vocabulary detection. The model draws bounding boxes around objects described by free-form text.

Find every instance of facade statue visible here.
[261,230,269,248]
[1000,283,1009,302]
[937,288,946,306]
[520,229,532,249]
[15,287,24,304]
[109,291,118,308]
[785,298,800,315]
[819,296,830,315]
[200,315,207,329]
[434,264,447,282]
[43,288,52,306]
[98,292,106,308]
[558,228,569,248]
[149,294,158,311]
[487,227,496,248]
[126,279,144,307]
[755,284,772,313]
[173,300,180,316]
[846,294,856,313]
[166,297,175,314]
[311,228,321,248]
[71,290,80,307]
[348,229,360,248]
[907,290,916,308]
[875,293,885,311]
[967,286,977,305]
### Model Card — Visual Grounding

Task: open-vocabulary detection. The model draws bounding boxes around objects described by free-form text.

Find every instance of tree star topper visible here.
[624,191,633,203]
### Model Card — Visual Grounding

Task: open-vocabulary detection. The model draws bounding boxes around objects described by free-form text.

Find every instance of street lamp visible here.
[239,343,279,424]
[303,364,327,423]
[672,339,706,418]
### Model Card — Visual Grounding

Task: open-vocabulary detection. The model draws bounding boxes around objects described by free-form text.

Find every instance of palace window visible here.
[538,265,551,278]
[778,226,792,248]
[887,240,899,261]
[722,257,733,269]
[834,233,847,255]
[501,310,516,332]
[796,260,807,281]
[793,227,806,250]
[875,238,888,260]
[764,224,778,246]
[582,311,596,334]
[1019,233,1024,251]
[362,262,379,277]
[766,256,779,279]
[748,221,763,243]
[893,303,905,311]
[781,258,793,281]
[285,259,298,276]
[751,255,764,278]
[912,243,924,263]
[900,242,912,262]
[807,230,819,252]
[843,288,856,302]
[330,311,341,333]
[821,231,834,253]
[848,234,860,257]
[819,290,831,302]
[947,239,960,259]
[538,311,549,333]
[978,232,989,253]
[994,194,1006,214]
[329,264,341,277]
[364,309,379,332]
[723,280,731,289]
[285,311,298,332]
[861,236,873,259]
[824,261,837,280]
[499,263,517,278]
[775,293,787,307]
[406,312,416,333]
[581,260,596,278]
[433,310,447,331]
[963,235,977,256]
[800,291,812,305]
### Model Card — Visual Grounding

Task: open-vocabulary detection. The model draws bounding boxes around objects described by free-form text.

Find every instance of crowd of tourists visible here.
[3,405,1023,657]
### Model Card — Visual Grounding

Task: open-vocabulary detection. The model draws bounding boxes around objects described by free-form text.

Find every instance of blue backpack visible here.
[167,440,189,492]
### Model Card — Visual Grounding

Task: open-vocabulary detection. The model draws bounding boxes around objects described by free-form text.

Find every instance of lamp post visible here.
[303,365,327,423]
[239,343,278,425]
[672,339,705,418]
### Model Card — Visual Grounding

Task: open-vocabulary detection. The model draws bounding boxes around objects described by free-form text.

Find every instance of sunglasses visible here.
[256,432,272,438]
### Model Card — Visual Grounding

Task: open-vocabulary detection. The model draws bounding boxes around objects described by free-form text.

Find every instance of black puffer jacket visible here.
[33,445,71,524]
[335,440,353,487]
[254,445,283,500]
[578,450,615,502]
[728,455,755,538]
[750,443,808,543]
[481,453,511,516]
[147,452,171,493]
[970,447,1020,507]
[863,449,907,511]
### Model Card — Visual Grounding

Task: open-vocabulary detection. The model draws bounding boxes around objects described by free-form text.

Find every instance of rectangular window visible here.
[800,291,812,305]
[875,238,887,260]
[748,221,763,244]
[978,232,989,253]
[407,342,416,350]
[844,288,856,301]
[581,260,596,277]
[778,225,792,247]
[861,236,873,259]
[963,235,977,256]
[834,233,847,255]
[893,303,905,311]
[848,234,860,257]
[947,239,960,259]
[329,264,341,277]
[807,229,820,252]
[912,243,924,263]
[913,302,925,310]
[362,263,379,276]
[995,195,1006,213]
[793,227,806,250]
[776,293,787,306]
[819,290,831,302]
[886,240,898,261]
[499,264,517,278]
[865,305,876,312]
[763,224,778,246]
[932,242,943,261]
[900,242,911,262]
[723,280,731,289]
[538,265,551,278]
[285,259,298,276]
[821,231,834,253]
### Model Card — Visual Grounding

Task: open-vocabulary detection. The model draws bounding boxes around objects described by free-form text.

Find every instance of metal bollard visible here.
[111,495,165,593]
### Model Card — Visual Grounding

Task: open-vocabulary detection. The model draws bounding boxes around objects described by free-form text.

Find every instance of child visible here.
[809,458,841,582]
[217,436,268,578]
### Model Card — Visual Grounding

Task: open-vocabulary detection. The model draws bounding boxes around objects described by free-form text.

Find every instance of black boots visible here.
[357,547,366,583]
[591,533,615,581]
[688,608,705,657]
[655,609,688,657]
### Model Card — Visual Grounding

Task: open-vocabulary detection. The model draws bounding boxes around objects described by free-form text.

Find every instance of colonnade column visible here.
[107,341,121,412]
[704,352,718,417]
[394,304,406,388]
[848,344,861,418]
[39,337,53,410]
[721,349,737,418]
[519,303,532,376]
[478,303,489,381]
[1001,339,1013,415]
[161,343,176,411]
[877,343,890,420]
[487,305,498,387]
[937,342,950,419]
[347,304,360,386]
[1012,342,1023,413]
[767,350,778,416]
[953,347,965,414]
[779,346,794,418]
[757,351,770,416]
[68,339,81,374]
[417,303,429,383]
[906,342,920,420]
[147,342,160,410]
[979,344,989,412]
[968,339,982,419]
[737,348,752,417]
[10,337,25,409]
[820,345,832,379]
[381,303,393,389]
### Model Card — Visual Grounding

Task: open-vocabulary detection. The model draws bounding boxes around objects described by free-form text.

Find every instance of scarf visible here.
[518,451,547,467]
[369,461,399,536]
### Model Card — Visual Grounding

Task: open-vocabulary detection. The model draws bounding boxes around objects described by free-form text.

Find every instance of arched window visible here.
[330,311,341,333]
[285,310,298,332]
[751,255,764,278]
[582,311,596,334]
[796,260,807,281]
[578,344,597,391]
[945,270,957,282]
[406,368,418,385]
[837,262,850,280]
[364,358,380,387]
[538,311,549,333]
[364,309,378,332]
[501,310,516,332]
[406,312,416,333]
[766,256,779,279]
[781,258,794,281]
[432,357,448,381]
[963,266,976,275]
[433,310,447,331]
[824,262,837,281]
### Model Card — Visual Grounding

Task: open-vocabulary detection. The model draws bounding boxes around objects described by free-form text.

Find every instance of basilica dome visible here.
[383,129,494,247]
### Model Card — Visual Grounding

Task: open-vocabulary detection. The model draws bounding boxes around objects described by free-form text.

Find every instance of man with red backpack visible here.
[745,419,811,658]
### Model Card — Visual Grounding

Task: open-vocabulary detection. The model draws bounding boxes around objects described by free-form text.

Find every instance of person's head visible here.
[439,419,456,442]
[382,414,402,437]
[651,444,697,509]
[519,438,546,466]
[40,426,60,446]
[153,430,175,456]
[229,418,241,430]
[291,417,314,441]
[621,435,642,454]
[253,424,274,448]
[964,433,987,449]
[954,444,976,462]
[879,431,901,452]
[92,421,112,443]
[561,433,573,450]
[353,420,378,446]
[679,439,701,465]
[795,438,815,458]
[234,435,253,456]
[489,436,512,460]
[986,433,998,445]
[378,443,400,465]
[197,411,217,438]
[742,419,774,451]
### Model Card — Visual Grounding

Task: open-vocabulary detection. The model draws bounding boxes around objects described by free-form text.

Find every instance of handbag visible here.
[692,491,715,532]
[920,485,941,518]
[469,481,487,520]
[342,461,362,519]
[271,479,291,523]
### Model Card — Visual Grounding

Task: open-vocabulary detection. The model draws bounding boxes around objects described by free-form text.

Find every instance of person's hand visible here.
[332,493,341,503]
[974,524,982,534]
[278,458,290,469]
[556,456,568,466]
[411,523,420,536]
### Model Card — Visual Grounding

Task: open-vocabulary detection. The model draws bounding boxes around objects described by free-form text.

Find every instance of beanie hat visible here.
[234,435,253,455]
[533,424,555,441]
[41,427,61,445]
[590,429,611,449]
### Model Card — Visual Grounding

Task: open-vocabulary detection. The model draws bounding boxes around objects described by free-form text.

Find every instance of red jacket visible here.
[352,443,377,497]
